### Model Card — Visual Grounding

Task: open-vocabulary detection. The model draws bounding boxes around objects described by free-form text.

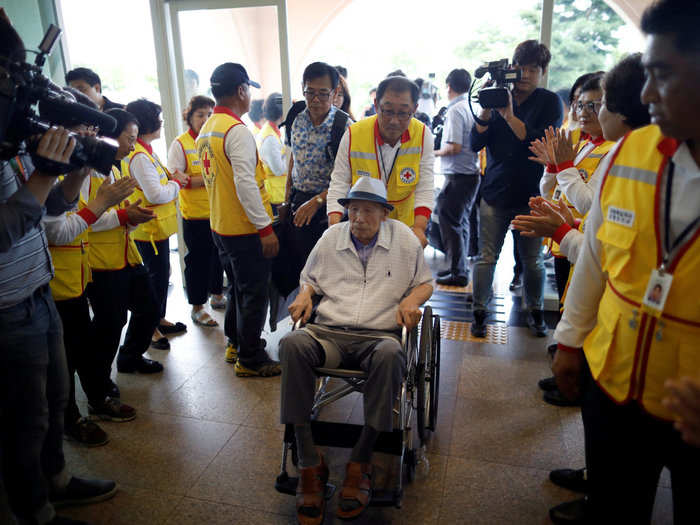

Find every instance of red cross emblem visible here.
[200,144,215,186]
[202,149,212,175]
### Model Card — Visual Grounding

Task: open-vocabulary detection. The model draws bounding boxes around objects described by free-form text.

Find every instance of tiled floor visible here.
[2,238,674,524]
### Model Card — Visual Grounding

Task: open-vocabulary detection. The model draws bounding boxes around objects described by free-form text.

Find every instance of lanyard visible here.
[662,160,700,270]
[377,143,399,184]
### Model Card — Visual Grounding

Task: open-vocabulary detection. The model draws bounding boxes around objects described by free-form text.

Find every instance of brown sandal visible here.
[336,462,372,520]
[296,455,329,525]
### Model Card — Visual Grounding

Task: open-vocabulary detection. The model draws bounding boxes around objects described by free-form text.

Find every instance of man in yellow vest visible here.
[196,62,281,377]
[552,1,700,521]
[327,75,435,244]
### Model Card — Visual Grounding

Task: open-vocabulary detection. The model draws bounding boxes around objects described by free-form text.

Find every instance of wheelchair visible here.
[274,306,441,508]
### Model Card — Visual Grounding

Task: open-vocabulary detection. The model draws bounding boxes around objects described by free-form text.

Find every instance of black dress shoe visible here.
[470,309,487,338]
[158,321,187,334]
[543,388,580,407]
[509,273,522,291]
[50,476,117,507]
[538,376,558,391]
[151,337,170,350]
[549,497,588,524]
[549,468,588,493]
[117,357,164,374]
[527,310,547,337]
[436,274,468,286]
[437,269,451,277]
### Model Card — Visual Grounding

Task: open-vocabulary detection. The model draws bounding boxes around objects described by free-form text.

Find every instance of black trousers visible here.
[213,233,271,366]
[289,187,327,284]
[87,264,160,375]
[437,174,480,278]
[468,193,480,257]
[553,256,571,304]
[135,238,170,319]
[581,363,700,524]
[0,285,67,522]
[54,294,104,419]
[182,219,224,306]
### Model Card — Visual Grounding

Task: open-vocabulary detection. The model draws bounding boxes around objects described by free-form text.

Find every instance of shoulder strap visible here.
[283,101,307,147]
[326,109,350,162]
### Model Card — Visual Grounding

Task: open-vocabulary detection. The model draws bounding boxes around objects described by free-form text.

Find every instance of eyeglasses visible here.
[303,90,332,101]
[576,100,602,114]
[379,107,413,121]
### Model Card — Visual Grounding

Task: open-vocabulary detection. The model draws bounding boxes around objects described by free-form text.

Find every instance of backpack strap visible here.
[282,100,307,147]
[326,109,349,162]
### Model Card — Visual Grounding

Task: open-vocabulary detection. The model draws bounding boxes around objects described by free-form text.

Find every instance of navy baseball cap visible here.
[210,63,261,91]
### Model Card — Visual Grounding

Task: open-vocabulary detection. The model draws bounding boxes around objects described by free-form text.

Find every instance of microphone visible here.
[38,95,117,134]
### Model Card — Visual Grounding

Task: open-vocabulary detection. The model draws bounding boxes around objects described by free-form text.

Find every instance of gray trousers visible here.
[279,328,406,433]
[437,174,480,278]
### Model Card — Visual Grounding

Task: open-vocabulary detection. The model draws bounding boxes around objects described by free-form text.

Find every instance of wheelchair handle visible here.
[401,326,408,348]
[293,319,303,330]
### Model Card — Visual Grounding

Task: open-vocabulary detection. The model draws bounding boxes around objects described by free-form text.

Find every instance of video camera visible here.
[0,18,118,174]
[473,59,521,109]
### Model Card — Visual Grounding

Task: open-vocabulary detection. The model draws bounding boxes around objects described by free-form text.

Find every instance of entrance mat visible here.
[440,320,508,344]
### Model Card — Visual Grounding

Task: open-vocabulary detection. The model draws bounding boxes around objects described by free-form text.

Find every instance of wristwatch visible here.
[315,196,324,205]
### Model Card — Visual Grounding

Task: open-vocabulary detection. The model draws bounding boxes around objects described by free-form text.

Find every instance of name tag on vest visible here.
[607,206,635,228]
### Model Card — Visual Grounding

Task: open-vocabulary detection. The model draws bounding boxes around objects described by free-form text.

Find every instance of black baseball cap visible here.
[210,63,261,90]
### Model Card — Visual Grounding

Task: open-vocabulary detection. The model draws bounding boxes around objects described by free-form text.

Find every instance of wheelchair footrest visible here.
[274,473,336,499]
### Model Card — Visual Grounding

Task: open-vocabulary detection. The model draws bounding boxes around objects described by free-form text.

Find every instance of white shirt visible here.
[555,141,700,348]
[558,229,584,265]
[301,219,434,331]
[42,174,122,245]
[130,151,179,205]
[225,124,271,231]
[167,139,187,174]
[326,127,435,217]
[260,134,287,177]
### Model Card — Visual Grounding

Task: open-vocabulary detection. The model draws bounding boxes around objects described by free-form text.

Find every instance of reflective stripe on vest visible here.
[196,110,272,236]
[87,166,142,271]
[257,122,288,205]
[584,124,700,420]
[347,115,425,227]
[176,130,210,219]
[121,142,178,249]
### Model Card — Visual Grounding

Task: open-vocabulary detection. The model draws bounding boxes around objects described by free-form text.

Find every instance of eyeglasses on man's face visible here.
[576,100,602,114]
[379,106,413,121]
[303,89,332,101]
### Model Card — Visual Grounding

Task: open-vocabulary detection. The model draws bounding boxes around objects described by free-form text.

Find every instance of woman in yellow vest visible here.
[124,99,189,349]
[167,95,225,327]
[257,92,287,213]
[88,109,164,379]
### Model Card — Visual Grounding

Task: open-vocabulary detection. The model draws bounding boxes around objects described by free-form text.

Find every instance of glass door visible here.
[162,0,292,140]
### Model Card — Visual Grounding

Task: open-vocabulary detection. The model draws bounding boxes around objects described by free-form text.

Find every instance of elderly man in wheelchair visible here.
[279,177,434,524]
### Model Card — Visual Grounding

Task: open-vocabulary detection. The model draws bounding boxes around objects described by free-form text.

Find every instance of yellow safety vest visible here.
[48,195,91,302]
[584,124,700,420]
[257,122,287,205]
[121,141,178,247]
[88,166,142,271]
[347,115,425,227]
[175,129,210,220]
[547,138,614,257]
[196,106,272,236]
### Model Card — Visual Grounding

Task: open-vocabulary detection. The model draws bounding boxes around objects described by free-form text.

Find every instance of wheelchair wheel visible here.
[428,315,441,431]
[416,307,432,445]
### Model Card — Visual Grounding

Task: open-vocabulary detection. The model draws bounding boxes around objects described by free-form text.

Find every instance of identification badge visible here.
[552,187,562,201]
[641,269,674,317]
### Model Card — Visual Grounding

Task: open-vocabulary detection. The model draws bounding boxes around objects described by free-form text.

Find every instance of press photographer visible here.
[469,39,563,338]
[0,10,117,525]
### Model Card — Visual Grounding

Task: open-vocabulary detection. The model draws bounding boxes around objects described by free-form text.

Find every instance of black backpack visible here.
[280,101,350,162]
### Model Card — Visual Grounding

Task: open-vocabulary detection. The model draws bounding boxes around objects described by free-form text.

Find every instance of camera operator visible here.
[434,68,480,287]
[470,40,563,338]
[0,127,117,524]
